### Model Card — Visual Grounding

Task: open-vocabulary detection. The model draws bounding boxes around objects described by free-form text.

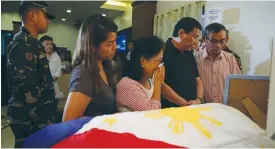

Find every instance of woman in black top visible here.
[62,14,118,122]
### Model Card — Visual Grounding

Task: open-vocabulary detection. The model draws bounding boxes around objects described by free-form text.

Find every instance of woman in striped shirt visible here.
[116,36,165,112]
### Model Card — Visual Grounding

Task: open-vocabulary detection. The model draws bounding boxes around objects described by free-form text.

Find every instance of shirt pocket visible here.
[219,59,230,78]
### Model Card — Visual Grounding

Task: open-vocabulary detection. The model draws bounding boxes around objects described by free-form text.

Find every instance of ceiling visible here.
[1,1,125,24]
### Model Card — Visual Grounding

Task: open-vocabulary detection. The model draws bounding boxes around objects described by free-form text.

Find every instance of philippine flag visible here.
[24,117,183,148]
[23,103,274,148]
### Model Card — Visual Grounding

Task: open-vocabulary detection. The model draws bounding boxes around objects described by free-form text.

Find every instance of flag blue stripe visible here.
[24,117,92,148]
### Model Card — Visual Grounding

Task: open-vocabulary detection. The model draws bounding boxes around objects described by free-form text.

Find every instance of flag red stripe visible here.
[52,128,185,148]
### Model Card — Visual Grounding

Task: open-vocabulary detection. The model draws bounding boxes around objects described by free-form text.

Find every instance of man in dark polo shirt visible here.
[162,17,204,108]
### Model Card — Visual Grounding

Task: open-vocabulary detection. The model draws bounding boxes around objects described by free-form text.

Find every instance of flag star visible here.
[103,117,117,128]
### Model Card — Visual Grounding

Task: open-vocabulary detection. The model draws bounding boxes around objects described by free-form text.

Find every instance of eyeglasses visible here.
[207,38,227,45]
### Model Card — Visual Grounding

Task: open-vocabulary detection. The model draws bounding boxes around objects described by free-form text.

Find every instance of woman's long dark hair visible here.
[73,14,118,94]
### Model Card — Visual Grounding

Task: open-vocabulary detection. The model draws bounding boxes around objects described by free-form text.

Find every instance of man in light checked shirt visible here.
[194,23,241,104]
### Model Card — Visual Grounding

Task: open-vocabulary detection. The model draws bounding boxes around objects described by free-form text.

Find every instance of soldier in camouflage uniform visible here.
[6,1,55,148]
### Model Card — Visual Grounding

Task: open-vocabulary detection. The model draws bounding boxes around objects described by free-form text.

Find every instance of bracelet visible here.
[196,97,204,104]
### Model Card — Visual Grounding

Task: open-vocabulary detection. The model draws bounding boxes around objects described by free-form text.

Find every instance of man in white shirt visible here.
[40,35,63,120]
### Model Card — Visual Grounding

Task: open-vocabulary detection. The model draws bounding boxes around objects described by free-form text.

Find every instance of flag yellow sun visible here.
[260,144,264,148]
[145,107,222,139]
[103,117,117,128]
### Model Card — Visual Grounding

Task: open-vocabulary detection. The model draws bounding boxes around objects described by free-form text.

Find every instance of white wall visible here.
[38,21,78,52]
[1,12,78,52]
[113,5,132,31]
[156,1,275,76]
[1,12,21,30]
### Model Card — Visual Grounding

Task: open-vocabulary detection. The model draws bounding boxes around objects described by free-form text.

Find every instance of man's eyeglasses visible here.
[207,38,227,45]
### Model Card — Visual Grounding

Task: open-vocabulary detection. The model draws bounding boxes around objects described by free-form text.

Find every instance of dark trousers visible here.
[53,98,60,122]
[8,102,54,148]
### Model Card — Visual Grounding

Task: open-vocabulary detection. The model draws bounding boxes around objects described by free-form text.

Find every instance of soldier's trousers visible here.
[7,102,54,148]
[53,98,60,122]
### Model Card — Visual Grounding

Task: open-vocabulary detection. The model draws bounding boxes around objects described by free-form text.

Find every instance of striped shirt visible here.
[116,77,161,112]
[194,48,241,103]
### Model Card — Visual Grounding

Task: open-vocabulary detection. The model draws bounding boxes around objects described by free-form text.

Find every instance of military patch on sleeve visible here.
[39,53,46,59]
[18,70,24,74]
[25,52,34,61]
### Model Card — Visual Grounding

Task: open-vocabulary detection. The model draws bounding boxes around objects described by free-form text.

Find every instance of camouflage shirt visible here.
[7,27,54,108]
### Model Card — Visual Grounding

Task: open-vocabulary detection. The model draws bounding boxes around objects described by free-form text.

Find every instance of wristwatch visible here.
[196,97,204,104]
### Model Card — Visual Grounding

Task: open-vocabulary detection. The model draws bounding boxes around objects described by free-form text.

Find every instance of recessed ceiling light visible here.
[102,14,106,17]
[67,9,71,13]
[62,18,66,21]
[105,1,126,7]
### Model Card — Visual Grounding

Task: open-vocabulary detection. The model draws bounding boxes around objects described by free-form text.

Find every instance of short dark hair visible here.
[203,23,228,39]
[127,36,165,81]
[173,17,202,37]
[40,35,53,43]
[226,29,229,37]
[19,7,40,22]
